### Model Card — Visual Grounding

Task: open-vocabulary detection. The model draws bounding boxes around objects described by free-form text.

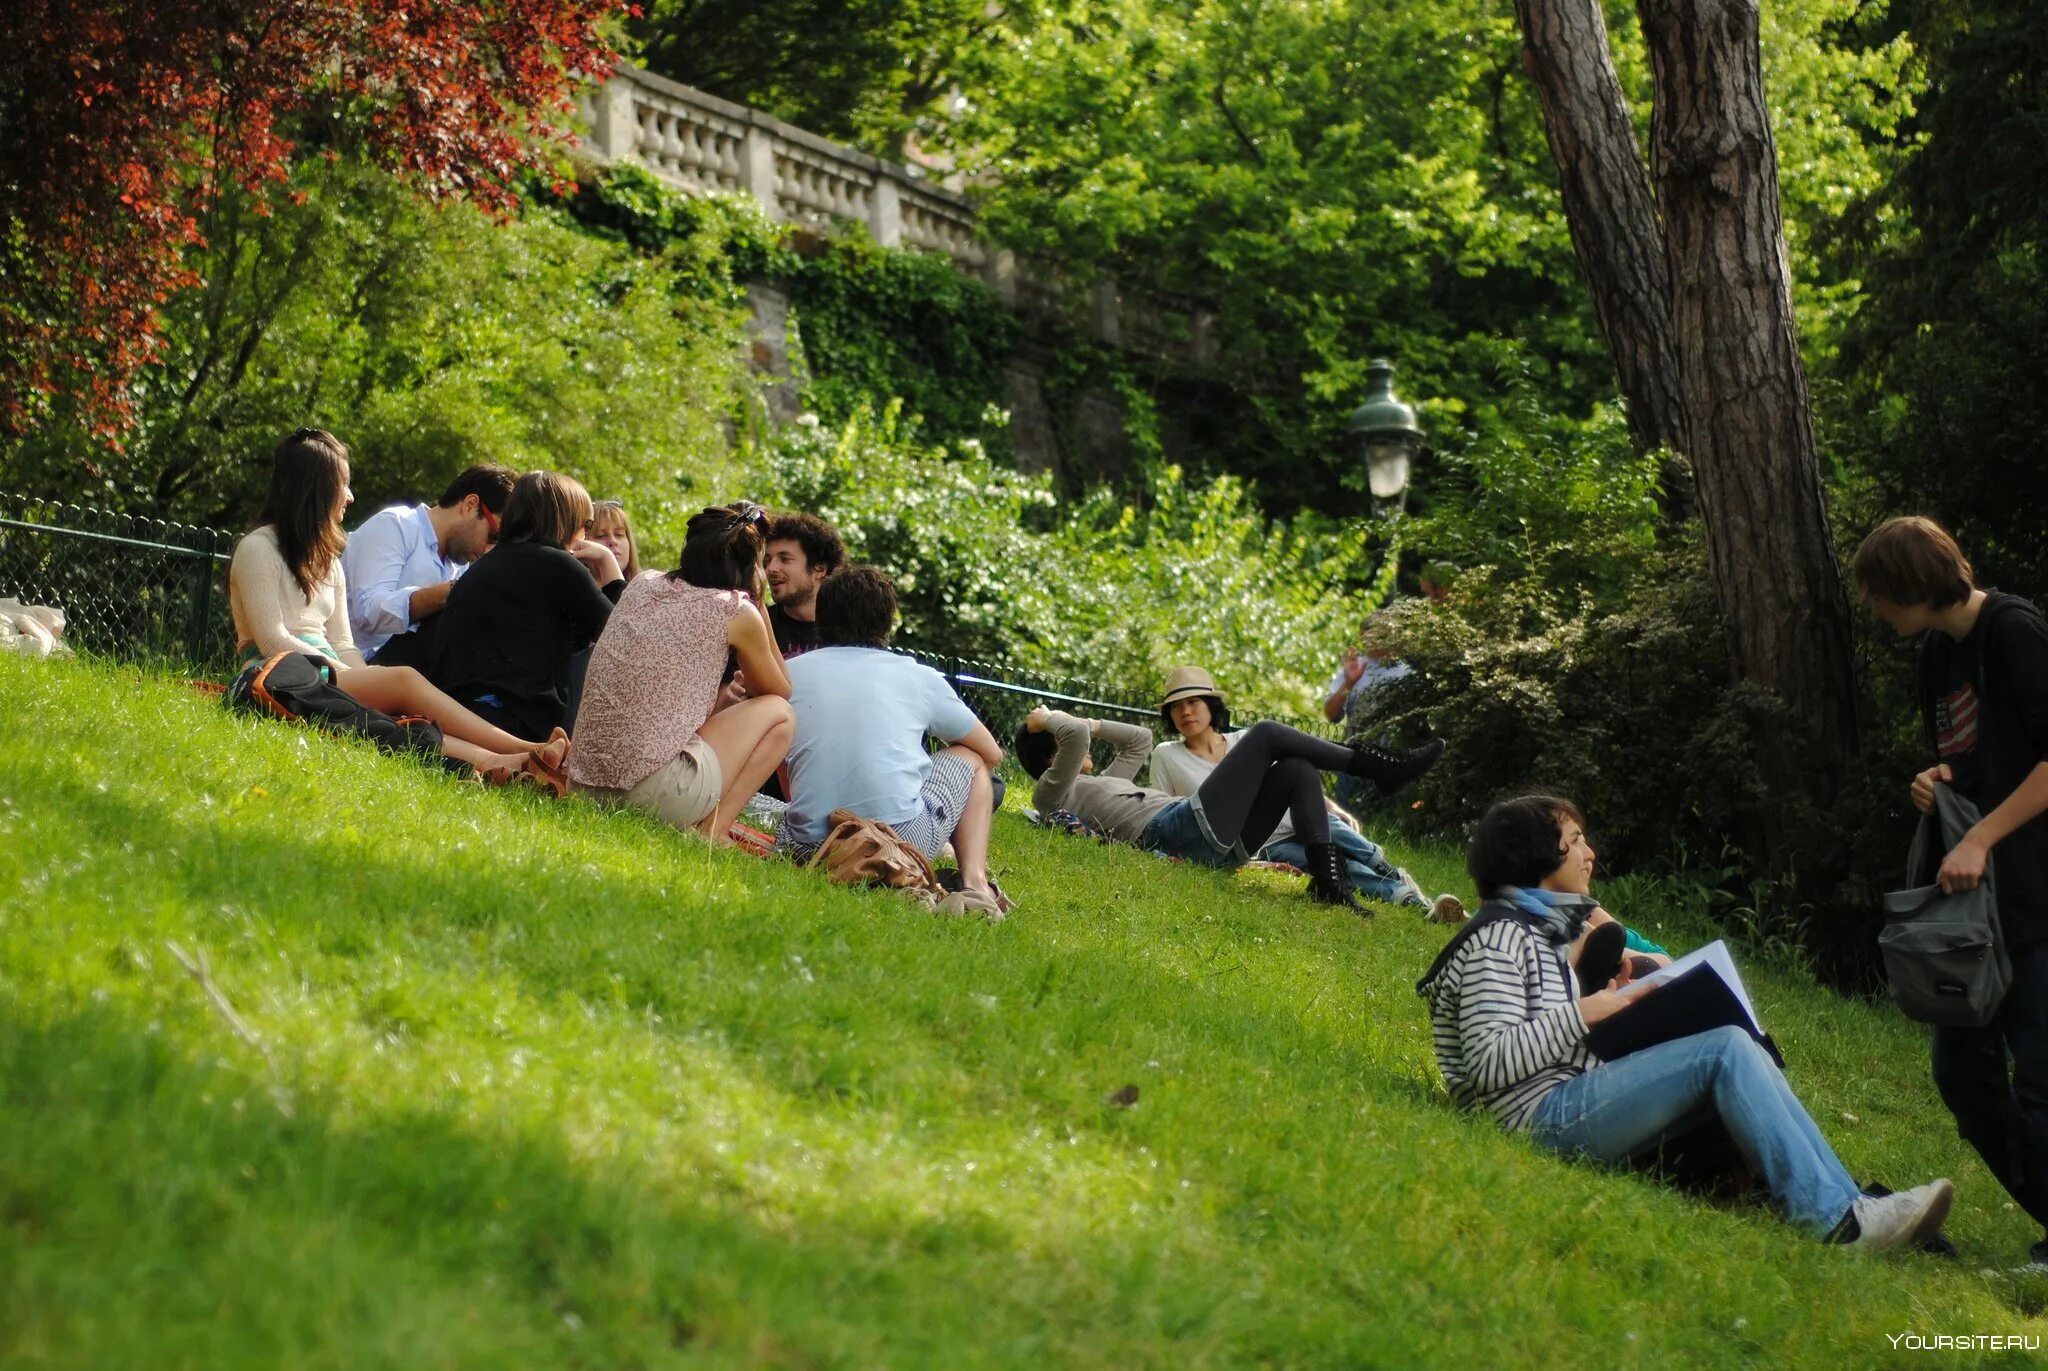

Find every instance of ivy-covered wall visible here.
[554,163,1173,486]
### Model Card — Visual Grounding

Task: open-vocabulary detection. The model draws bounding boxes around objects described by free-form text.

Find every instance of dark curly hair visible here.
[765,511,845,575]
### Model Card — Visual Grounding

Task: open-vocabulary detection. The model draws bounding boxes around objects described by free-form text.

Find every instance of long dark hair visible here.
[255,427,350,599]
[672,502,766,592]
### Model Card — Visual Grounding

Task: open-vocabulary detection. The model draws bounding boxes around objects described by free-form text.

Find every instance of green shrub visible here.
[738,402,1385,718]
[1358,537,1755,869]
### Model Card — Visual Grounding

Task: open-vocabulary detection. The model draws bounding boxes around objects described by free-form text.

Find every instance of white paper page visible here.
[1629,939,1762,1032]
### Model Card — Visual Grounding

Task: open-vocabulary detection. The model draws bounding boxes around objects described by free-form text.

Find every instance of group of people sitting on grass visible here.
[225,427,2048,1264]
[227,426,1446,917]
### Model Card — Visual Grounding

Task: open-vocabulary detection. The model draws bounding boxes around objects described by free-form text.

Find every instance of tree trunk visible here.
[1512,0,1688,458]
[1634,0,1858,786]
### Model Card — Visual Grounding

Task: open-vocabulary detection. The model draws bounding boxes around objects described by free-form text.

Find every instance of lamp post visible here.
[1346,358,1425,515]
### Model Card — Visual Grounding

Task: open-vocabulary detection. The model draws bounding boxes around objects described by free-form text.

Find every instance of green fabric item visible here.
[1622,927,1667,957]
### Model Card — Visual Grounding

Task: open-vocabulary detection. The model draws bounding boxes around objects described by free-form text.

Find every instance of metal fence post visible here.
[185,527,218,667]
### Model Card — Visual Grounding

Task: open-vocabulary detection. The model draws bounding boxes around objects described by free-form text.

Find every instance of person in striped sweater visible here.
[1417,795,1955,1252]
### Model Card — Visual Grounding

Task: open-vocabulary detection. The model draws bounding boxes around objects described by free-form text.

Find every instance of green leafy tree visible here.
[630,0,996,155]
[740,401,1381,718]
[1,156,748,544]
[1833,0,2048,593]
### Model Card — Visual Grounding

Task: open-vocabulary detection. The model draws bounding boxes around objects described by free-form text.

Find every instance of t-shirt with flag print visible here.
[1935,670,1984,797]
[1922,593,2048,935]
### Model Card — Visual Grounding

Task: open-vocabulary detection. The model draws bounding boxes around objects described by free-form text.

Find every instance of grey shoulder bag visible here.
[1878,783,2010,1027]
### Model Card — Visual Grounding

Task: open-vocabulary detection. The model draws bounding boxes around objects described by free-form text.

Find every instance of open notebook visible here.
[1586,939,1783,1068]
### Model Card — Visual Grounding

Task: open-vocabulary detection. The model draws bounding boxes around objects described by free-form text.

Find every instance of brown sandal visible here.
[521,728,571,798]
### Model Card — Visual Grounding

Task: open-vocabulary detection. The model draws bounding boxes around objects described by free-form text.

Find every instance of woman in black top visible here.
[427,470,624,739]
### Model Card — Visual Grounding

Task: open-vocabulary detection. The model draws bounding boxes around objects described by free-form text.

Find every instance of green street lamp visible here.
[1347,358,1425,514]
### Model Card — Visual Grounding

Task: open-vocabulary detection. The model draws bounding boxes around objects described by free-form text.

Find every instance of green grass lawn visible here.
[3,654,2045,1368]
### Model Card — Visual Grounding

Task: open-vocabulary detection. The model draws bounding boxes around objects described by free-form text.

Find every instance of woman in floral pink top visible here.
[568,503,793,841]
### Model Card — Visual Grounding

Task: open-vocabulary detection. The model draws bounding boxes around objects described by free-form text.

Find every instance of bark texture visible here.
[1634,0,1858,777]
[1512,0,1688,457]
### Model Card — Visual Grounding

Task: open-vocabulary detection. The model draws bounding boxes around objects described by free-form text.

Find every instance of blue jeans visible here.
[1259,825,1416,905]
[1141,799,1243,868]
[1526,1025,1859,1237]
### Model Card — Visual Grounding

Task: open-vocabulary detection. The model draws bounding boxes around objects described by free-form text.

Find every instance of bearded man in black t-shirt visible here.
[1858,515,2048,1270]
[762,511,843,659]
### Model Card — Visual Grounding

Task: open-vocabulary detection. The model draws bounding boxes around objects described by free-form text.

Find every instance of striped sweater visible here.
[1421,914,1597,1129]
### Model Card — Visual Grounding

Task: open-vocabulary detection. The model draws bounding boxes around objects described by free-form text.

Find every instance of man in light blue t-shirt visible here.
[778,566,1005,916]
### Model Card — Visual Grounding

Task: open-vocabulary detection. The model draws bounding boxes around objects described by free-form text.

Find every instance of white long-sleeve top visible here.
[1150,732,1304,846]
[228,525,363,667]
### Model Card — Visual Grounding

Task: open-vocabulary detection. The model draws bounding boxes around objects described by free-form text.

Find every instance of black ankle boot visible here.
[1304,841,1369,913]
[1344,736,1445,790]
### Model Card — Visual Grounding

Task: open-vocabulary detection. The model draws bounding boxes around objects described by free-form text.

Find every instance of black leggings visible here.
[1192,721,1350,853]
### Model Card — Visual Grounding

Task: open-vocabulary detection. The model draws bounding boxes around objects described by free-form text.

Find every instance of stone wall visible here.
[576,64,1216,476]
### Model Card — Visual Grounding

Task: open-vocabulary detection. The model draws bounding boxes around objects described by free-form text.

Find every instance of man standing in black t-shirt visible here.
[1858,515,2048,1268]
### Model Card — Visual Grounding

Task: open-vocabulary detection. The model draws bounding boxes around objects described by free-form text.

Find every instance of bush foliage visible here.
[738,402,1383,719]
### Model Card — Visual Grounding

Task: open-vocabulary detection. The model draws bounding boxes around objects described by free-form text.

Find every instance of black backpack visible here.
[226,651,447,761]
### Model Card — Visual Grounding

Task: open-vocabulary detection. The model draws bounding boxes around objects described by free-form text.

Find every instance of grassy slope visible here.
[1,655,2043,1369]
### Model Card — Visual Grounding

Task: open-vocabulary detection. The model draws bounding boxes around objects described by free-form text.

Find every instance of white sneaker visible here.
[1848,1179,1954,1252]
[1428,893,1468,925]
[1392,868,1428,908]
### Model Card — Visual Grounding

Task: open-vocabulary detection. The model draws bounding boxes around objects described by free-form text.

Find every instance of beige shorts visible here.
[577,736,724,831]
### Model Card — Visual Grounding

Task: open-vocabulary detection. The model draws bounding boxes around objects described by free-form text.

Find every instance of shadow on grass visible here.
[0,992,1268,1370]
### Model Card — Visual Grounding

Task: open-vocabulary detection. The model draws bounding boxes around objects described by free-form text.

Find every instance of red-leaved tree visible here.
[0,0,623,443]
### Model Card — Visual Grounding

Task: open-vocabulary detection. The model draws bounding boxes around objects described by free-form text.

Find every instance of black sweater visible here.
[1918,591,2048,941]
[427,542,623,733]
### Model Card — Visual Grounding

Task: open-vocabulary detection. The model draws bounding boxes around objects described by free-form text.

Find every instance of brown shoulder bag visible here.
[805,808,944,906]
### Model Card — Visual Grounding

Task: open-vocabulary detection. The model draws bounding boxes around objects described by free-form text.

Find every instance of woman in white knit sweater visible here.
[227,428,567,788]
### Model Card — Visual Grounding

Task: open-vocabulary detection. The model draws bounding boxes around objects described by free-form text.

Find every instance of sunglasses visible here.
[729,500,768,529]
[481,506,501,543]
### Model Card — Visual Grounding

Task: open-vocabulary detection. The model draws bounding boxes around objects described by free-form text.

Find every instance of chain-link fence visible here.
[0,493,235,672]
[0,493,1168,728]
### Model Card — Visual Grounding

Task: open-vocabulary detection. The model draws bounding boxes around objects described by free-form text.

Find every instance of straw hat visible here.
[1159,666,1225,710]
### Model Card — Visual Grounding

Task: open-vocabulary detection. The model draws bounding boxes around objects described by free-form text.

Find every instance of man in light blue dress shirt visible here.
[341,464,516,665]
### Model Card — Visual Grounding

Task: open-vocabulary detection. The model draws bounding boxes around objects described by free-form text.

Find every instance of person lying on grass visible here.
[1146,665,1464,922]
[227,427,568,791]
[1415,794,1955,1252]
[568,502,794,845]
[1015,705,1443,911]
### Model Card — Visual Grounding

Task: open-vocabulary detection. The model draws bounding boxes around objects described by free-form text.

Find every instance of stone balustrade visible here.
[576,63,1210,366]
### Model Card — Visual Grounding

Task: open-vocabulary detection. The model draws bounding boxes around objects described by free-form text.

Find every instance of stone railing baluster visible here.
[573,63,1202,363]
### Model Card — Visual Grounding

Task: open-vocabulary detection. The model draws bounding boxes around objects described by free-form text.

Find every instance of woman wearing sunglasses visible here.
[425,470,625,741]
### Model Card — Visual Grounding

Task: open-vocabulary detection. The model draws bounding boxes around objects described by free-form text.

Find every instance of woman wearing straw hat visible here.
[1015,679,1445,911]
[1149,667,1465,922]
